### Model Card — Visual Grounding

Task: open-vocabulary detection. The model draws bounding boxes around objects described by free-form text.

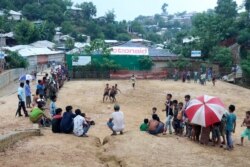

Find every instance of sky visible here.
[73,0,244,21]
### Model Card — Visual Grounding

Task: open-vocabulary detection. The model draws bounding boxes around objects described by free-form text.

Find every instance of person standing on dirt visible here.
[162,94,173,135]
[183,95,191,137]
[25,80,32,108]
[16,82,29,117]
[107,104,125,135]
[109,86,116,103]
[103,84,110,102]
[37,80,44,96]
[130,74,136,89]
[114,84,121,95]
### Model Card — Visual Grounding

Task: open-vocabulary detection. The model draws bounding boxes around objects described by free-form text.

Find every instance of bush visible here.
[210,47,233,68]
[5,51,29,68]
[138,56,154,70]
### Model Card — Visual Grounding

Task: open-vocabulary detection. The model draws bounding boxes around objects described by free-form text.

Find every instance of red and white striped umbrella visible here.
[185,95,226,127]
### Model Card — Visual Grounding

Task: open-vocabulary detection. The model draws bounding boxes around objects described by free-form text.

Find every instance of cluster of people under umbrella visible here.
[140,94,250,150]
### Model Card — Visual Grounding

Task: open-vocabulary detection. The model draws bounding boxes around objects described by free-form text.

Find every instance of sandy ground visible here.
[0,80,250,167]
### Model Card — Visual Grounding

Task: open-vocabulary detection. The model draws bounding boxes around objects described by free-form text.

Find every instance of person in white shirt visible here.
[107,104,125,135]
[130,74,136,89]
[73,109,90,137]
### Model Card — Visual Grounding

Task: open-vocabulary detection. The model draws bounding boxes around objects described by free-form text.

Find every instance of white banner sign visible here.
[72,56,91,66]
[191,50,201,57]
[110,47,149,55]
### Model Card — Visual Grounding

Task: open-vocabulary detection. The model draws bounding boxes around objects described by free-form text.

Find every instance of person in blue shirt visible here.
[50,95,57,117]
[60,106,76,134]
[25,80,31,108]
[36,80,44,96]
[225,105,237,150]
[16,82,28,117]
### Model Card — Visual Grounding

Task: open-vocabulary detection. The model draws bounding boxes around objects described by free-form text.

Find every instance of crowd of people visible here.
[173,68,216,86]
[15,68,249,148]
[140,94,250,150]
[16,65,68,119]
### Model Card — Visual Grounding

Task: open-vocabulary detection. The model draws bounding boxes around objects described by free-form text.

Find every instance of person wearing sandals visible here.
[107,104,125,135]
[73,109,90,137]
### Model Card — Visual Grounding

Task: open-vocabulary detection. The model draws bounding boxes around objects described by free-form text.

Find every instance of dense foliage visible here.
[5,51,29,68]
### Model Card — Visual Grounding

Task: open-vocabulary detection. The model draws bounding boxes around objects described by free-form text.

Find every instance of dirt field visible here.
[0,80,249,167]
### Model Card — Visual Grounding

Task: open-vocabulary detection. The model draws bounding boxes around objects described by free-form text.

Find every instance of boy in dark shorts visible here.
[212,122,221,146]
[172,100,179,134]
[103,84,110,102]
[114,84,121,95]
[220,114,226,145]
[109,86,116,103]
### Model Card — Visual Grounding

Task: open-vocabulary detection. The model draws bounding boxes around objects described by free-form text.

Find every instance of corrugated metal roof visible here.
[31,40,55,49]
[18,47,64,57]
[3,44,64,57]
[9,10,22,16]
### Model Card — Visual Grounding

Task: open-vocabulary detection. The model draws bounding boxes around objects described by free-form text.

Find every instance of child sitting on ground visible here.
[29,103,51,126]
[152,107,157,115]
[140,118,149,131]
[81,113,95,126]
[52,108,63,133]
[238,111,250,146]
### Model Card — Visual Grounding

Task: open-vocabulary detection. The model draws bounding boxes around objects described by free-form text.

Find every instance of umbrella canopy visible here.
[19,74,34,81]
[185,95,226,127]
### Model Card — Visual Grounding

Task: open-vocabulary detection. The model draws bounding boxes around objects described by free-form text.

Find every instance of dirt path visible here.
[0,80,249,166]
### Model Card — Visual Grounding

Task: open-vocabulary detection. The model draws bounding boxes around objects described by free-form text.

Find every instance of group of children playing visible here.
[103,83,121,103]
[140,94,250,150]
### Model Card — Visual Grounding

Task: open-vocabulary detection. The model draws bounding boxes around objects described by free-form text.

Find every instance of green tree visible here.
[14,20,39,44]
[86,21,105,39]
[61,21,74,34]
[210,47,233,67]
[241,54,250,79]
[65,38,75,50]
[139,56,154,70]
[42,3,65,25]
[161,3,168,14]
[215,0,237,18]
[146,33,162,43]
[22,3,42,20]
[5,51,29,68]
[38,21,55,41]
[105,10,116,23]
[103,23,117,39]
[77,2,97,20]
[116,33,131,41]
[131,21,144,34]
[174,56,191,70]
[85,39,112,56]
